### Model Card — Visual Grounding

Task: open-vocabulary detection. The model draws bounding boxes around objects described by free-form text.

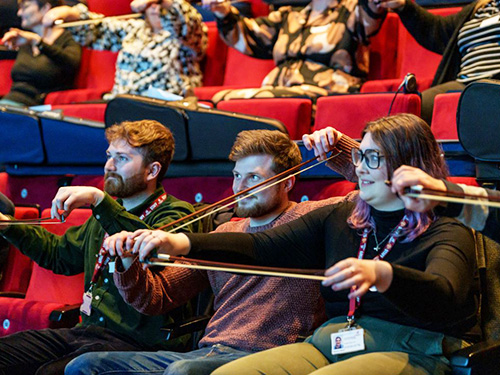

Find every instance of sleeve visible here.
[216,6,286,59]
[186,206,336,269]
[0,193,14,215]
[382,221,476,323]
[113,257,210,315]
[396,0,473,54]
[162,0,207,58]
[93,193,199,235]
[325,134,359,183]
[437,180,500,243]
[69,4,133,51]
[39,31,81,73]
[0,220,88,275]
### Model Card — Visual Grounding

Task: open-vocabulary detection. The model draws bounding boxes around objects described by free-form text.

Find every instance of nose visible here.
[104,157,116,172]
[355,158,369,176]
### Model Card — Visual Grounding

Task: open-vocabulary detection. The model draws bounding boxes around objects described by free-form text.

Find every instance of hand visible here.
[1,28,41,49]
[302,127,343,161]
[103,231,136,270]
[322,258,393,299]
[42,5,80,27]
[377,0,405,10]
[131,0,165,13]
[391,165,446,213]
[201,0,231,18]
[127,229,191,262]
[0,212,11,222]
[51,186,105,221]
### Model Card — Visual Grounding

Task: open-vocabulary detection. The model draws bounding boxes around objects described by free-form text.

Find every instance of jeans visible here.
[64,344,250,375]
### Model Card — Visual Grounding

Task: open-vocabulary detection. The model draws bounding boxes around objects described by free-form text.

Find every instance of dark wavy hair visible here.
[348,114,449,241]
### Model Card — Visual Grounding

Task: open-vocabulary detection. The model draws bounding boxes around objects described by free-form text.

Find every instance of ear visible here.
[146,161,162,182]
[283,175,295,193]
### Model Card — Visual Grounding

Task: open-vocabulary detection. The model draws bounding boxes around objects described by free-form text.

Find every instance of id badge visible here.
[80,291,92,316]
[331,329,365,355]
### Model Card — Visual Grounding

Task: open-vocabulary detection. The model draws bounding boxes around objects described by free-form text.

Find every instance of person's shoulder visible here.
[214,218,249,233]
[163,194,196,213]
[426,216,474,241]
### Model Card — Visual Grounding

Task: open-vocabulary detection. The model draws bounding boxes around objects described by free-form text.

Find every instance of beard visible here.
[235,193,283,218]
[104,172,148,198]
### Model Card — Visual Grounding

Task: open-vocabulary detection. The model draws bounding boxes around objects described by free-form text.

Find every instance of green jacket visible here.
[1,186,198,349]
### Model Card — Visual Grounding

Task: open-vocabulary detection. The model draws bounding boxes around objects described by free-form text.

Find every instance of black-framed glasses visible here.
[351,148,385,169]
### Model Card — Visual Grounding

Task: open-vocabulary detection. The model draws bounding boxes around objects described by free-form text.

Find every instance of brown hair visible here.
[229,130,302,174]
[18,0,64,8]
[105,120,175,181]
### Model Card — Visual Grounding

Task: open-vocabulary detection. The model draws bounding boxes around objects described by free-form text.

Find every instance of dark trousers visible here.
[421,80,466,125]
[0,325,151,375]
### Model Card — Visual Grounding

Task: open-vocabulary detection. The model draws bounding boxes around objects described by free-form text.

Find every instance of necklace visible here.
[372,225,400,252]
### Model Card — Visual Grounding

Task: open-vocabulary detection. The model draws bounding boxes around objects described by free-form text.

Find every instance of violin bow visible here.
[159,149,343,234]
[403,185,500,208]
[146,255,327,281]
[0,217,63,225]
[54,13,143,28]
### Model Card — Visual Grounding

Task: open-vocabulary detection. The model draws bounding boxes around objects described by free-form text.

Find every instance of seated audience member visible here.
[204,0,387,103]
[0,0,81,106]
[43,0,207,98]
[381,0,499,123]
[390,165,500,245]
[0,0,21,38]
[0,120,198,375]
[0,193,15,282]
[64,129,355,375]
[117,114,478,375]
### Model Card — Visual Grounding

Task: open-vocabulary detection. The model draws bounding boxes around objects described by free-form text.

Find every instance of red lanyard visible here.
[89,193,167,286]
[347,215,409,325]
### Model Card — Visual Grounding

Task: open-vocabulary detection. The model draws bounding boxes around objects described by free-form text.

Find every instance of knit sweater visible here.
[187,201,480,341]
[114,197,350,352]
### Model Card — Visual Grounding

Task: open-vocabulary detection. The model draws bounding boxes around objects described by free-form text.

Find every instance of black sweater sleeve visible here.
[397,0,475,55]
[39,31,81,73]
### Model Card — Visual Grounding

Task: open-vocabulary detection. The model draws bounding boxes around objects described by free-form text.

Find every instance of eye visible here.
[118,155,128,162]
[233,172,241,179]
[250,174,260,182]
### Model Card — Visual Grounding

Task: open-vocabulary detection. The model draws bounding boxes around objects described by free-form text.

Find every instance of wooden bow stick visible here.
[54,13,142,28]
[147,255,327,281]
[403,185,500,208]
[160,149,342,234]
[0,217,63,226]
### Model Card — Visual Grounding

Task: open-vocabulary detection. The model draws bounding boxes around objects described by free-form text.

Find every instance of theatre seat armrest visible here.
[48,303,81,323]
[161,315,211,341]
[450,339,500,368]
[0,292,26,298]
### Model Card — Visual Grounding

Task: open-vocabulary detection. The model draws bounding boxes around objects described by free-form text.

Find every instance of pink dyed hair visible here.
[347,114,448,241]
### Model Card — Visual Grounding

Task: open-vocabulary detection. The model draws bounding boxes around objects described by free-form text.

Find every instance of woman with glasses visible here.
[102,113,479,375]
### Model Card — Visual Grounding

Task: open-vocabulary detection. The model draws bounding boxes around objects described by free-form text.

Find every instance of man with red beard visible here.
[0,120,198,375]
[63,129,355,375]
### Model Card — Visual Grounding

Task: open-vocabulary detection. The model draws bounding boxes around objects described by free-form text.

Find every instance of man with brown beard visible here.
[0,120,198,375]
[63,129,354,375]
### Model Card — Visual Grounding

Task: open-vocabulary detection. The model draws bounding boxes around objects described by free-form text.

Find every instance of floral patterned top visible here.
[216,0,386,93]
[71,1,207,96]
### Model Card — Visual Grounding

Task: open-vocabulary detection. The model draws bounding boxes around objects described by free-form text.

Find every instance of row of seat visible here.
[0,206,89,336]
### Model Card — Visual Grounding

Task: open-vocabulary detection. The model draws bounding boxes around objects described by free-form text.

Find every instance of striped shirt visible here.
[457,0,500,83]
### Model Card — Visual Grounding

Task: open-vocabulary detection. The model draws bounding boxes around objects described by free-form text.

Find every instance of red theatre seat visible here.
[217,98,312,140]
[45,48,118,105]
[0,206,40,294]
[195,47,275,101]
[314,93,421,138]
[0,208,90,336]
[431,92,461,140]
[0,59,15,97]
[201,22,228,87]
[362,7,461,93]
[51,103,107,123]
[86,0,132,15]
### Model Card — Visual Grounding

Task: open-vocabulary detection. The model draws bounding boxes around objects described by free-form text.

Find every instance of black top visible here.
[4,30,81,105]
[397,0,478,86]
[187,201,480,341]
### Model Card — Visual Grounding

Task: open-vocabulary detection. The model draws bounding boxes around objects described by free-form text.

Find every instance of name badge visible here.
[310,24,330,33]
[108,261,115,274]
[480,15,499,28]
[331,329,365,355]
[80,291,92,316]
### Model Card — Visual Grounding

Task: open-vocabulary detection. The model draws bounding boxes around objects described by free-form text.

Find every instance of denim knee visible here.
[164,359,212,375]
[65,353,96,375]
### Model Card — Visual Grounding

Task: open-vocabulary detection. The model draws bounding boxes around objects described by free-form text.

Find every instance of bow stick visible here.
[403,185,500,208]
[54,13,143,28]
[147,255,327,281]
[160,149,342,234]
[0,217,63,225]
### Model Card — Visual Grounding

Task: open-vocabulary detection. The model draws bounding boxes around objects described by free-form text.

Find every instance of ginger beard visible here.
[104,171,148,198]
[234,183,284,219]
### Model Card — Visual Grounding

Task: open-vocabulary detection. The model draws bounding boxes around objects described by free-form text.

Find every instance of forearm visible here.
[39,37,81,70]
[114,257,209,315]
[325,134,359,183]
